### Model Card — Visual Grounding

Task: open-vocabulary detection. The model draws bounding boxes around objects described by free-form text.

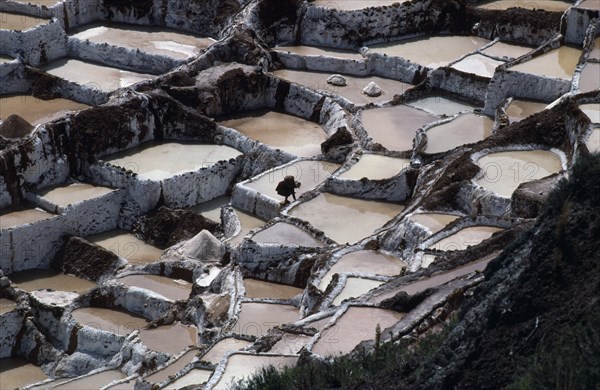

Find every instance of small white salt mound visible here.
[179,230,223,261]
[363,81,382,97]
[327,74,347,86]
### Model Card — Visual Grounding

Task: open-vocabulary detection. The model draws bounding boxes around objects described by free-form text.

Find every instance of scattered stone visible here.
[362,81,382,97]
[327,74,347,86]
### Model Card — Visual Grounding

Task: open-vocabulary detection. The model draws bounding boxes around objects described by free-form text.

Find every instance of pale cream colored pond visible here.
[9,268,96,293]
[71,307,148,335]
[274,45,362,60]
[219,110,327,157]
[244,278,303,300]
[579,103,600,123]
[474,0,572,12]
[451,53,505,78]
[425,113,494,154]
[480,41,534,60]
[505,99,548,123]
[312,306,403,356]
[338,154,411,180]
[310,0,408,10]
[510,46,581,79]
[475,150,563,197]
[43,59,155,92]
[289,193,404,244]
[318,250,406,290]
[269,333,313,354]
[428,226,503,252]
[234,302,299,337]
[0,298,17,315]
[119,274,192,301]
[70,23,214,60]
[407,95,477,116]
[0,204,54,229]
[586,127,600,153]
[200,338,253,364]
[0,95,90,125]
[191,195,229,222]
[214,354,298,390]
[38,183,113,207]
[331,277,383,306]
[245,160,339,199]
[250,222,324,247]
[408,213,459,234]
[575,0,600,10]
[361,105,439,151]
[272,69,412,105]
[371,253,499,303]
[87,230,163,264]
[578,62,600,94]
[139,323,197,354]
[368,36,490,68]
[226,209,267,246]
[0,357,48,389]
[0,11,49,30]
[102,141,241,180]
[144,348,199,383]
[53,370,127,390]
[164,369,213,389]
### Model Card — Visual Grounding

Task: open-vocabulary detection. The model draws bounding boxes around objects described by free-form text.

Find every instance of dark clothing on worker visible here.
[276,175,301,204]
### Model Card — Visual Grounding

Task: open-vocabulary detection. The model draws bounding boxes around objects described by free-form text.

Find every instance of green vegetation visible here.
[231,320,455,390]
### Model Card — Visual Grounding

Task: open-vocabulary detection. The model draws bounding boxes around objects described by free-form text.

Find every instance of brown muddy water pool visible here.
[87,230,163,264]
[0,95,90,125]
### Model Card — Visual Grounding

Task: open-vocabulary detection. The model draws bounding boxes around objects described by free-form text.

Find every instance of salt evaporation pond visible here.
[244,278,303,300]
[310,0,408,10]
[428,226,504,252]
[331,277,383,306]
[119,274,192,301]
[361,105,438,151]
[200,338,253,364]
[577,0,600,9]
[71,307,148,335]
[407,95,477,116]
[226,209,267,245]
[0,11,49,30]
[272,69,412,105]
[164,369,213,389]
[218,110,327,157]
[0,95,90,125]
[312,307,403,356]
[475,150,563,197]
[480,41,534,60]
[371,253,499,303]
[245,160,339,199]
[578,62,600,93]
[338,154,411,180]
[586,128,600,153]
[52,370,127,390]
[474,0,572,12]
[505,99,548,123]
[0,204,54,229]
[425,113,494,154]
[144,348,199,383]
[368,35,490,68]
[318,250,406,290]
[0,357,48,389]
[510,46,581,79]
[87,230,163,264]
[269,333,313,354]
[214,354,298,390]
[579,103,600,123]
[70,23,214,60]
[43,59,155,92]
[234,302,299,337]
[103,141,241,180]
[9,269,96,293]
[451,53,505,78]
[274,45,362,60]
[191,195,229,222]
[289,193,404,244]
[250,222,324,247]
[408,213,460,234]
[139,323,197,354]
[0,298,17,314]
[38,183,113,207]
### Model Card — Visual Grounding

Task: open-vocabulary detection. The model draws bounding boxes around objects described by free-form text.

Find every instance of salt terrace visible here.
[0,0,598,388]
